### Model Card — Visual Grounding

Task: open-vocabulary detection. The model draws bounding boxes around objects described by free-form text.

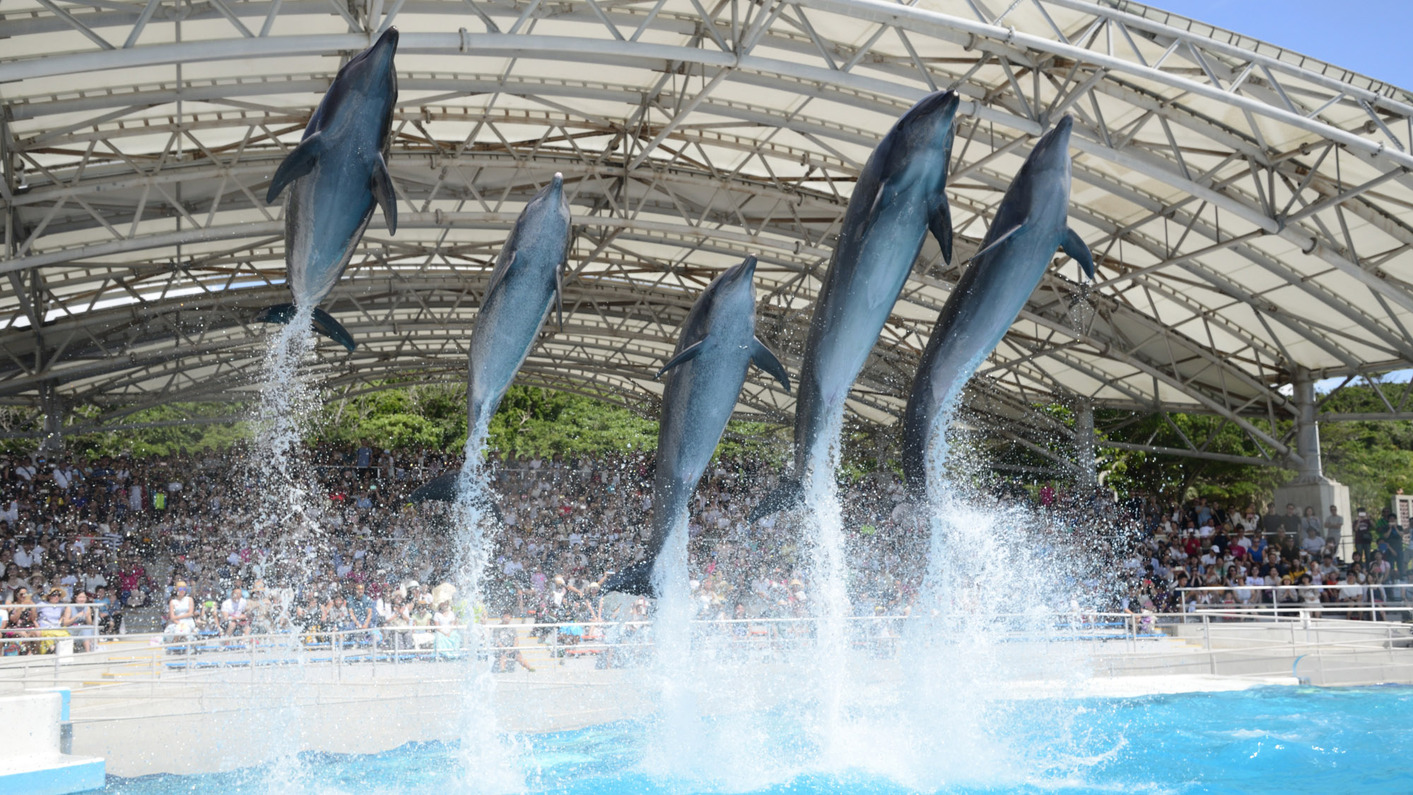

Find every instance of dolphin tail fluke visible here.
[749,477,803,522]
[1062,227,1095,279]
[408,473,460,504]
[602,560,656,598]
[311,308,357,352]
[256,304,356,351]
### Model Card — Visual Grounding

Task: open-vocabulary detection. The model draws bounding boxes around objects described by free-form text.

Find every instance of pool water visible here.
[104,686,1413,794]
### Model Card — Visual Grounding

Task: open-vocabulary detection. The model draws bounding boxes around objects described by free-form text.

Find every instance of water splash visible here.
[799,412,853,762]
[449,418,523,793]
[643,513,704,779]
[247,308,326,579]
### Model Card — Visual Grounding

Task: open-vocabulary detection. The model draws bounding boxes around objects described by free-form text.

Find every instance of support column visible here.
[1293,376,1323,481]
[1272,370,1351,559]
[1073,396,1097,491]
[39,382,64,454]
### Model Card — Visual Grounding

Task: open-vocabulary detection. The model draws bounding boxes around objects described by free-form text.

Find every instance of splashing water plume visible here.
[450,418,523,793]
[244,308,328,792]
[643,513,705,779]
[800,413,853,762]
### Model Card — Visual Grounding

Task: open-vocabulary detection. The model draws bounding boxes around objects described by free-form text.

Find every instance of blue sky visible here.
[1154,0,1413,88]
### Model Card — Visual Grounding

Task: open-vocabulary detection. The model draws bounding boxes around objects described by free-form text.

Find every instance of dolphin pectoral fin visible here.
[256,303,298,325]
[266,133,323,203]
[408,472,461,504]
[371,154,398,234]
[748,478,803,522]
[970,222,1025,263]
[930,194,954,265]
[655,341,704,379]
[483,249,514,304]
[751,338,791,393]
[555,264,565,331]
[311,308,357,352]
[602,560,656,598]
[1062,227,1096,280]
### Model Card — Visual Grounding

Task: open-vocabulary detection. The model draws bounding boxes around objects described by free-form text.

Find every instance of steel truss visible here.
[2,0,1412,464]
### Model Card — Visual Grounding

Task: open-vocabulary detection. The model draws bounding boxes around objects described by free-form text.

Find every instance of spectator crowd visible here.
[0,442,1405,658]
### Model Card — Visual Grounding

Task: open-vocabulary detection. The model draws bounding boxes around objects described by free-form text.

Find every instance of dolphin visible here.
[900,115,1094,495]
[259,27,400,352]
[409,173,572,504]
[604,256,790,596]
[750,90,959,522]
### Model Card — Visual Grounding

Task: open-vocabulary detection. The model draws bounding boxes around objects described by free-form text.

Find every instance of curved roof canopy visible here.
[2,0,1412,463]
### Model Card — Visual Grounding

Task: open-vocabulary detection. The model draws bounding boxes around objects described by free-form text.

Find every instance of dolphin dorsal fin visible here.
[371,153,398,234]
[266,133,323,203]
[655,341,704,379]
[969,222,1025,263]
[930,194,954,266]
[750,337,791,394]
[1062,227,1095,279]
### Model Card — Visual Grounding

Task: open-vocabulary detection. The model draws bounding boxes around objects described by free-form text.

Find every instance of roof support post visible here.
[39,381,64,452]
[1275,369,1351,558]
[1073,395,1097,491]
[1292,370,1323,482]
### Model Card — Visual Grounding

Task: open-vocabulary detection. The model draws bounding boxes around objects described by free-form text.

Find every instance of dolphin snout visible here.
[550,172,564,191]
[913,89,959,119]
[375,26,400,51]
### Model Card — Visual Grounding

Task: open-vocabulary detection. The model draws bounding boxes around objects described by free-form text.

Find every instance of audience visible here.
[0,443,1405,659]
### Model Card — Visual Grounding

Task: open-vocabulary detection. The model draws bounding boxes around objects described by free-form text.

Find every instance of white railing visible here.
[3,609,1410,693]
[1176,584,1411,621]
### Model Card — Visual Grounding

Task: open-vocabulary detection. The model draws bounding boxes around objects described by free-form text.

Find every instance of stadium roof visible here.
[2,0,1412,465]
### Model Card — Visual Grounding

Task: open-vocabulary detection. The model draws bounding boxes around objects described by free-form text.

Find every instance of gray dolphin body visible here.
[409,174,571,504]
[260,27,400,352]
[604,257,790,597]
[750,90,959,522]
[900,115,1094,495]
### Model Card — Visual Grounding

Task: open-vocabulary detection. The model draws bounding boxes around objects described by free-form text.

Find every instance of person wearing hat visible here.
[35,587,68,654]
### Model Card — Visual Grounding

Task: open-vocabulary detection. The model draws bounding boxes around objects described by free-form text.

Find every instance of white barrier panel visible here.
[0,689,104,795]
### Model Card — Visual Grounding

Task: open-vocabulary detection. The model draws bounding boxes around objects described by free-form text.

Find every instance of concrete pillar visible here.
[39,383,64,453]
[1273,371,1351,559]
[1073,397,1097,490]
[1293,375,1323,481]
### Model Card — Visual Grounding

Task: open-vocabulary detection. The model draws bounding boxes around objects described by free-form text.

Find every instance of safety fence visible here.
[1175,584,1413,621]
[2,607,1410,694]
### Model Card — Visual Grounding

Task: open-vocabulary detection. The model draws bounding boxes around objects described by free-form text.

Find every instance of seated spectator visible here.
[220,587,251,637]
[165,581,196,642]
[93,585,120,636]
[433,600,460,656]
[4,586,38,654]
[36,587,68,654]
[62,591,96,653]
[1298,574,1322,617]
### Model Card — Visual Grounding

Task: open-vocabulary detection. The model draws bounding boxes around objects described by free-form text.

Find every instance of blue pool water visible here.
[104,686,1413,794]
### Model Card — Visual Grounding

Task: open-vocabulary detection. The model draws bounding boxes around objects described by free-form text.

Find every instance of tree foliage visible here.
[25,377,1411,514]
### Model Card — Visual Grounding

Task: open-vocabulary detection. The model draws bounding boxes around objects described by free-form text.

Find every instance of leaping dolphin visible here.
[604,256,790,597]
[750,90,959,522]
[260,27,400,351]
[900,115,1094,495]
[409,173,572,504]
